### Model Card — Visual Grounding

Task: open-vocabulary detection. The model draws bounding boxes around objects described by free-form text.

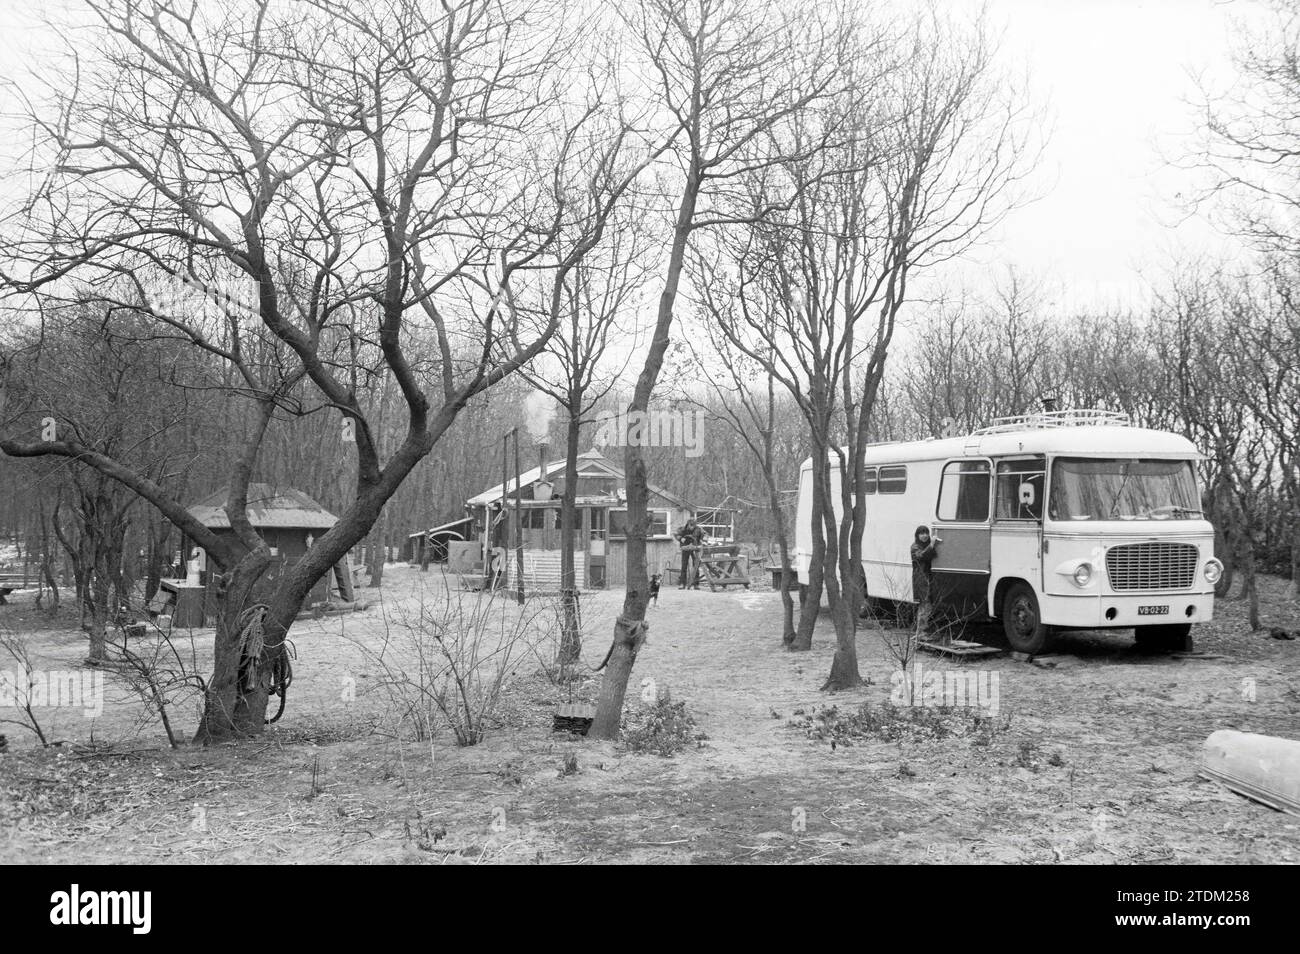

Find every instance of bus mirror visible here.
[1019,482,1036,506]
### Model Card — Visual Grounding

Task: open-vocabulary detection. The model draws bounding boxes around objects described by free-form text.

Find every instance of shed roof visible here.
[187,483,338,530]
[409,516,475,539]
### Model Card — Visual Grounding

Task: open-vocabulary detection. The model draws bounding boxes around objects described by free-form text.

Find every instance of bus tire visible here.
[1134,623,1192,653]
[1002,583,1055,655]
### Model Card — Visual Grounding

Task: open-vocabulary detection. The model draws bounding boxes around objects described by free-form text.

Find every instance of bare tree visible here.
[585,0,841,739]
[0,0,652,741]
[697,6,1034,689]
[519,214,653,666]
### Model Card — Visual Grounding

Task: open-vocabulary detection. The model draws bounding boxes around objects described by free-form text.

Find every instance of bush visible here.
[621,699,707,756]
[356,588,556,747]
[790,702,1011,747]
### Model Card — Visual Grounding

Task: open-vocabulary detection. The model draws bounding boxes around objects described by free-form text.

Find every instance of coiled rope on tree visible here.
[235,604,294,724]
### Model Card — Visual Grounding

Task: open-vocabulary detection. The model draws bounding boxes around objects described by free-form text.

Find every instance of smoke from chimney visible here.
[523,389,556,443]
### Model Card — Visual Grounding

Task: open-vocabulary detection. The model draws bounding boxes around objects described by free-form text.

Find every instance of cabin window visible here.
[862,467,878,494]
[609,509,670,538]
[522,508,556,530]
[588,508,607,541]
[937,460,991,521]
[878,465,908,494]
[995,458,1046,521]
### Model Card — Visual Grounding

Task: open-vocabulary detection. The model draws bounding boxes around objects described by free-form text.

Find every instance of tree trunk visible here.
[195,551,276,741]
[1287,509,1300,602]
[558,407,582,666]
[144,520,169,603]
[587,166,700,740]
[792,451,826,652]
[820,454,861,690]
[86,551,110,663]
[1213,508,1236,599]
[365,525,385,588]
[36,497,59,613]
[766,478,796,647]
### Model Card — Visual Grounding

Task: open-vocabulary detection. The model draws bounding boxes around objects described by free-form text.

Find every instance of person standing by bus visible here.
[910,525,939,636]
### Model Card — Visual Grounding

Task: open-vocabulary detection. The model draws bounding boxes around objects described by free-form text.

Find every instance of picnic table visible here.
[698,545,750,591]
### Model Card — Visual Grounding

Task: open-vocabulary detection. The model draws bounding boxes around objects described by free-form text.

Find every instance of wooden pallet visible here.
[917,638,1004,659]
[553,702,596,735]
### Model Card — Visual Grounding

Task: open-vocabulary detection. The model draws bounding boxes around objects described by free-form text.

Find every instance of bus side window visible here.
[995,459,1046,521]
[878,465,907,494]
[863,467,878,494]
[937,460,990,521]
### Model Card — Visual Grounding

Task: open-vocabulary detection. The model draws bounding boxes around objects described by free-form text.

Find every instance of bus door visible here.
[990,456,1047,602]
[931,459,993,617]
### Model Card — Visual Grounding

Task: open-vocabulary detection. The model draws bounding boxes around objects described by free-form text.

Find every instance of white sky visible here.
[0,0,1266,315]
[946,0,1261,311]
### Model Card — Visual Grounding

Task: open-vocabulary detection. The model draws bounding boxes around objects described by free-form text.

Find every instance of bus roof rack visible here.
[974,409,1131,435]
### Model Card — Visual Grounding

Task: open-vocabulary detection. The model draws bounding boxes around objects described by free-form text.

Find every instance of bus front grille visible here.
[1105,542,1198,591]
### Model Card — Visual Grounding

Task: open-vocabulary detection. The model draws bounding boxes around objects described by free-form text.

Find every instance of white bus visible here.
[794,410,1223,654]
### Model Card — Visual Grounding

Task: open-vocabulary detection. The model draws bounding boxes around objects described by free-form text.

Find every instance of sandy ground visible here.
[2,564,1299,864]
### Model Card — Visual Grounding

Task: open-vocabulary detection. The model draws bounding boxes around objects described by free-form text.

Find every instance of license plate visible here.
[1138,605,1169,616]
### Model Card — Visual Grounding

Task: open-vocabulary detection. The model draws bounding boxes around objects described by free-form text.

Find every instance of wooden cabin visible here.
[463,449,694,591]
[183,484,351,619]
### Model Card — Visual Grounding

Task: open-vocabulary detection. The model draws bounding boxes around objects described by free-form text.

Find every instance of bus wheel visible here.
[1003,583,1055,655]
[1134,623,1192,653]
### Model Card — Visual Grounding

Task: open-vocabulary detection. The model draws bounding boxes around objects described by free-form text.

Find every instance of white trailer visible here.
[794,410,1223,653]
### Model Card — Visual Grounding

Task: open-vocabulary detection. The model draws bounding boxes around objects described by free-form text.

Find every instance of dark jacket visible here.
[911,536,937,602]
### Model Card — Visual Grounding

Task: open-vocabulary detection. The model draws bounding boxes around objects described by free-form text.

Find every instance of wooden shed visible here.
[184,484,351,616]
[464,449,694,591]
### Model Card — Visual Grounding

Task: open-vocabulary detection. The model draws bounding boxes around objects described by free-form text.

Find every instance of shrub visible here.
[356,587,555,747]
[621,699,707,756]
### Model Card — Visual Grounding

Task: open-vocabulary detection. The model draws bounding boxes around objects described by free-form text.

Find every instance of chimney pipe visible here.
[538,443,548,482]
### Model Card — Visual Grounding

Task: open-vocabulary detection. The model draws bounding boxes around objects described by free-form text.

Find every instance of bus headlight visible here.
[1072,562,1094,587]
[1204,558,1223,585]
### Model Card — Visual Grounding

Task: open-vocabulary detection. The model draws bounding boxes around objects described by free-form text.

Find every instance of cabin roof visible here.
[187,483,338,530]
[466,448,692,510]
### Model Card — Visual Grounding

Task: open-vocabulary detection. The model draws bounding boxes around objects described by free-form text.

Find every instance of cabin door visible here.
[931,459,993,619]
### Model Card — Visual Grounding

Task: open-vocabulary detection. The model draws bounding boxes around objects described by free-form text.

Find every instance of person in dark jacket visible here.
[677,518,705,589]
[910,525,939,635]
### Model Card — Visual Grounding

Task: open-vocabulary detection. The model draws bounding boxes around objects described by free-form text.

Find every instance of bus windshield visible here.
[1048,458,1201,521]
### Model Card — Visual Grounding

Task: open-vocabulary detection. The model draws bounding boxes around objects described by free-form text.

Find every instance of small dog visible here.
[649,573,662,607]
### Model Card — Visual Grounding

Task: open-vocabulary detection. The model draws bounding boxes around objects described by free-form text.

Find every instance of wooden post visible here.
[514,430,524,604]
[501,432,511,590]
[581,506,590,588]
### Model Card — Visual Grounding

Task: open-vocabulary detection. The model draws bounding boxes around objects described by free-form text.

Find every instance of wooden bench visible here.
[0,574,32,605]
